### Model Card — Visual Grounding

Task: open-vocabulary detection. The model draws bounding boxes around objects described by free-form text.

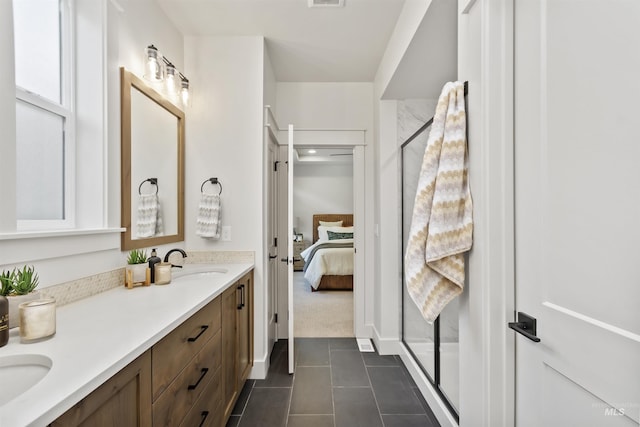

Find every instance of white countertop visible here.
[0,262,254,427]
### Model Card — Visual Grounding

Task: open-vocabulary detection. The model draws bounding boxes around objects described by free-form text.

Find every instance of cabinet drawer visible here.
[152,297,221,400]
[153,331,221,426]
[179,368,222,427]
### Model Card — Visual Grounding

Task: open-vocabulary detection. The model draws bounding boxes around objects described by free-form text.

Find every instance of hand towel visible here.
[136,194,163,238]
[196,193,221,239]
[405,81,473,324]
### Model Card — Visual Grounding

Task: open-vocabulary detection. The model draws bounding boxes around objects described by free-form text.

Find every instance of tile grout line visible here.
[362,350,386,427]
[329,340,336,427]
[284,353,296,427]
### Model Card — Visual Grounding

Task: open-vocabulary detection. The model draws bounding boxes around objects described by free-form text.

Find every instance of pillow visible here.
[318,220,343,227]
[318,226,354,241]
[327,230,353,240]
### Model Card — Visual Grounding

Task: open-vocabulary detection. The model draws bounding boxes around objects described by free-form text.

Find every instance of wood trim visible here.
[120,67,185,250]
[312,214,354,243]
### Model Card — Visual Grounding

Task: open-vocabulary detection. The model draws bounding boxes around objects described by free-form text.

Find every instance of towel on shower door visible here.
[136,194,163,238]
[404,81,473,324]
[196,193,221,239]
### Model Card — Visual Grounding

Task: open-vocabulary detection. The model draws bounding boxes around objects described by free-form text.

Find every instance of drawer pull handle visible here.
[188,368,209,390]
[237,284,246,310]
[198,411,209,427]
[187,325,209,342]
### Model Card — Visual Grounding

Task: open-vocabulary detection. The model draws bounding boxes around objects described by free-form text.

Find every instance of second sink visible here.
[0,354,52,406]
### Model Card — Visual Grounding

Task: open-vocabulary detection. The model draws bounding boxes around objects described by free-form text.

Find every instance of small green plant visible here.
[12,265,39,295]
[127,249,148,265]
[0,269,15,296]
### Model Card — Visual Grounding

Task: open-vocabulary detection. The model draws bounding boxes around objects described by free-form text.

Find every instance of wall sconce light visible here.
[143,44,190,107]
[143,45,163,82]
[180,77,190,106]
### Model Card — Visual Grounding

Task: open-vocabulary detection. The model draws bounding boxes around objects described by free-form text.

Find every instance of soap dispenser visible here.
[0,296,8,347]
[148,249,161,283]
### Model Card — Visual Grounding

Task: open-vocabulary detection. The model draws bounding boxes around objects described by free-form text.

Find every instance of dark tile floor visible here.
[227,338,440,427]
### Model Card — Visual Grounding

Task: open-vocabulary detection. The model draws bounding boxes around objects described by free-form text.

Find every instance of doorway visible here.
[274,135,366,346]
[291,146,355,338]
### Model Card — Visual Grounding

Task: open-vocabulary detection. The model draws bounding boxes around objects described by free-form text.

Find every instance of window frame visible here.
[14,0,76,231]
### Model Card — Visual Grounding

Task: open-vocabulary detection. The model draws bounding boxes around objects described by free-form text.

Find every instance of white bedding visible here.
[300,238,354,290]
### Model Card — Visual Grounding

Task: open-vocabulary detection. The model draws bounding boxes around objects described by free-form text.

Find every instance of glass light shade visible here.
[180,79,190,107]
[165,63,179,97]
[143,45,163,82]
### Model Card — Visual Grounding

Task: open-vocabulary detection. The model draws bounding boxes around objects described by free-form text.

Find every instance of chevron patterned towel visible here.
[405,81,473,324]
[196,193,221,239]
[136,194,163,238]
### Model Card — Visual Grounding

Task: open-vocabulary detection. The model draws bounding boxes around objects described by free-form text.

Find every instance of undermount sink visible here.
[0,354,52,406]
[173,268,229,280]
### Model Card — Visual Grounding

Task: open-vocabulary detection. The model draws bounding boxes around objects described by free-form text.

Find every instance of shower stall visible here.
[401,109,460,422]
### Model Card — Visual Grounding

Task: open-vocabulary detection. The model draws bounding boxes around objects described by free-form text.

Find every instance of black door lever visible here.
[508,312,541,342]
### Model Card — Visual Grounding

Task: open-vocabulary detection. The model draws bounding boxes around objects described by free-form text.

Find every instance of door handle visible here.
[269,254,277,259]
[508,312,541,342]
[280,257,293,264]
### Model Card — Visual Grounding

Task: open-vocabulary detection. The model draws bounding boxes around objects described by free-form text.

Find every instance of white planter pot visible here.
[7,291,40,330]
[126,264,148,283]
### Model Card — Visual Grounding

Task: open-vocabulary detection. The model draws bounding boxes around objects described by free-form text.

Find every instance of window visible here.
[13,0,74,229]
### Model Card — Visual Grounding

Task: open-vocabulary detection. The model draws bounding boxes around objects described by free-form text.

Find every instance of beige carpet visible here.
[293,272,354,337]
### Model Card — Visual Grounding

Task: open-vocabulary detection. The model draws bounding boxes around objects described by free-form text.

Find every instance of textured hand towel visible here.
[136,194,163,238]
[196,193,221,239]
[405,81,473,324]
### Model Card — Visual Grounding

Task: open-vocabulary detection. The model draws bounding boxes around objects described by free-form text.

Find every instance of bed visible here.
[300,214,354,291]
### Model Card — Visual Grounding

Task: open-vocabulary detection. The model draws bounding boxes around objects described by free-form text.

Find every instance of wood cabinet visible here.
[52,269,252,427]
[51,351,152,427]
[293,240,309,271]
[151,298,221,427]
[221,271,253,424]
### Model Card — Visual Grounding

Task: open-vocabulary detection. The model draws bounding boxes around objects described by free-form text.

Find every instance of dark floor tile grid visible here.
[227,338,440,427]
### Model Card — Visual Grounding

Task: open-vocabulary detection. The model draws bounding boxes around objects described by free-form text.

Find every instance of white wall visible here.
[372,0,432,353]
[183,35,267,376]
[294,163,353,241]
[276,82,375,335]
[457,1,515,426]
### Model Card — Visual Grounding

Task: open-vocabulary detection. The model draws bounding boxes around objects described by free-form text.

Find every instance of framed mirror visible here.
[120,67,184,250]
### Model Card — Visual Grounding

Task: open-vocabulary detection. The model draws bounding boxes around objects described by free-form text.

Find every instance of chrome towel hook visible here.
[201,177,222,195]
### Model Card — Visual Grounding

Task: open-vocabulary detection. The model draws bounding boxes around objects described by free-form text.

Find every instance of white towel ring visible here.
[139,178,158,195]
[201,177,222,195]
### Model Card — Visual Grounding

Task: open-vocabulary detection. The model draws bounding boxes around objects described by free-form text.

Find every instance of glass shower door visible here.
[401,121,459,418]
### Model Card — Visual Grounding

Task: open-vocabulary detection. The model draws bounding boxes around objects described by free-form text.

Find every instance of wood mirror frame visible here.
[120,67,185,250]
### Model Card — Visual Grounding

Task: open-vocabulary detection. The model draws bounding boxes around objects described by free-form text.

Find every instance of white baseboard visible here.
[370,325,403,355]
[398,342,458,427]
[248,351,270,380]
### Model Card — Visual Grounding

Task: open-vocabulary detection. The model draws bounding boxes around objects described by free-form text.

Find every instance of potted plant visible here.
[3,266,41,329]
[126,249,149,286]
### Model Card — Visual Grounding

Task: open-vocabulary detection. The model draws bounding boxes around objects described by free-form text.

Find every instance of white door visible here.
[514,1,640,426]
[266,119,279,354]
[286,124,295,373]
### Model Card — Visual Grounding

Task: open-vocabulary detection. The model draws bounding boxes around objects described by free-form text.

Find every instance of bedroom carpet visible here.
[294,272,354,337]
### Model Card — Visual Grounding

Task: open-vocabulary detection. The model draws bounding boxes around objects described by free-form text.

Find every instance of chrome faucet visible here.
[163,248,188,268]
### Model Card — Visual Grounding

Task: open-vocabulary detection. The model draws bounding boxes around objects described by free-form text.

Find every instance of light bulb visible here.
[180,79,190,107]
[165,63,179,96]
[143,45,163,82]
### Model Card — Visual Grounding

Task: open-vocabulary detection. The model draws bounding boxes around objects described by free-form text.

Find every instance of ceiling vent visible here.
[308,0,344,8]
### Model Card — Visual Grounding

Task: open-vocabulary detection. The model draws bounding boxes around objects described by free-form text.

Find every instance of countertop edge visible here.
[0,262,254,427]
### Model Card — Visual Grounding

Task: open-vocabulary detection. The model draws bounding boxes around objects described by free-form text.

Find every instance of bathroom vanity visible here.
[0,263,253,427]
